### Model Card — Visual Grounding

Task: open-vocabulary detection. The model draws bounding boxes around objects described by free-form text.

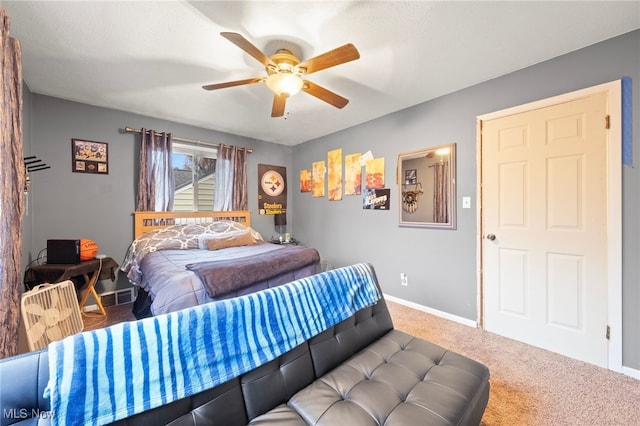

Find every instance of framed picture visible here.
[405,168,417,185]
[72,139,108,174]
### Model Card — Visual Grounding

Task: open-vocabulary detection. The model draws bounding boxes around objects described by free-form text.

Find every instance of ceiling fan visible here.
[203,32,360,117]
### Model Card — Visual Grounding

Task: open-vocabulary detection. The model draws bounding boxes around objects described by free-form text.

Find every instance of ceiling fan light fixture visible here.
[266,72,304,97]
[206,33,360,116]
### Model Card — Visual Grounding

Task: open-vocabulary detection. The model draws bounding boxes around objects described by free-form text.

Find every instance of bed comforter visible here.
[121,221,321,317]
[186,243,320,297]
[136,242,319,316]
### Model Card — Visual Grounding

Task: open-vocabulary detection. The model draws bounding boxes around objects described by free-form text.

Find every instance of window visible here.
[172,143,217,211]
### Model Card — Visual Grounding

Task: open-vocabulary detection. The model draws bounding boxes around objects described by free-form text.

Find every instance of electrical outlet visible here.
[400,273,408,286]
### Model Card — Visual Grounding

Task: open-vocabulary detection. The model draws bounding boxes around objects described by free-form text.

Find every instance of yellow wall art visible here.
[327,148,343,201]
[299,169,311,192]
[365,157,385,189]
[344,152,362,195]
[312,160,325,197]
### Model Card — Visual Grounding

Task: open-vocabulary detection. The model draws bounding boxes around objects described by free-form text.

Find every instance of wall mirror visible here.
[397,143,456,229]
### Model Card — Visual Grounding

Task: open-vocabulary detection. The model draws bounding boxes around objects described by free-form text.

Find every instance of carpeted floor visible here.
[81,303,136,330]
[85,301,640,425]
[386,301,640,426]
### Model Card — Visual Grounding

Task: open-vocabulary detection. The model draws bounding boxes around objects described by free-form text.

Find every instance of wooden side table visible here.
[24,257,119,316]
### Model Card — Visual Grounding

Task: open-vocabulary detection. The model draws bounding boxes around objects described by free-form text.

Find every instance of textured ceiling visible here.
[4,1,640,146]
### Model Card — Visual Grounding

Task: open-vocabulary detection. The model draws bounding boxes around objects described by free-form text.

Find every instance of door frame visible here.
[476,80,622,372]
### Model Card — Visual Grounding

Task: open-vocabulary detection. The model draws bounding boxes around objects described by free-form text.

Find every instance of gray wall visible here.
[24,95,294,293]
[292,30,640,369]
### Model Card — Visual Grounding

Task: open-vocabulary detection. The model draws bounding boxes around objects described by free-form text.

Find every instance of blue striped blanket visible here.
[45,263,380,426]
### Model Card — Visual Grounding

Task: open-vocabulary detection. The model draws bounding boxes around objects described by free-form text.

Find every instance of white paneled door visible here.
[481,91,612,367]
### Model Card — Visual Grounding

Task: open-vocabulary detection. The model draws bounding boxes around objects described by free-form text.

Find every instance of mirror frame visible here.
[397,143,457,229]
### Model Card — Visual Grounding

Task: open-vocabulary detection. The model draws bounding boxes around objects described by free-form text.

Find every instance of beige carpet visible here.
[87,302,640,425]
[386,300,640,426]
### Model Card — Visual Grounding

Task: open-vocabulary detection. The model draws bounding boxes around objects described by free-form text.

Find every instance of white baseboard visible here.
[622,366,640,380]
[383,293,478,328]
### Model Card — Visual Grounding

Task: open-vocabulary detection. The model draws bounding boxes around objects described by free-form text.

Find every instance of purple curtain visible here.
[0,8,24,358]
[213,143,248,211]
[433,163,449,223]
[136,129,174,212]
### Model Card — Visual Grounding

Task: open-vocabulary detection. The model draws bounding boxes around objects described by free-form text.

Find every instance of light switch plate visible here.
[462,197,471,209]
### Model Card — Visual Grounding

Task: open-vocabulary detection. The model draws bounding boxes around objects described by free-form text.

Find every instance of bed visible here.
[121,211,320,318]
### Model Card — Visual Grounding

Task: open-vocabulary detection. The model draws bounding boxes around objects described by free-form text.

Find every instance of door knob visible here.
[486,234,496,241]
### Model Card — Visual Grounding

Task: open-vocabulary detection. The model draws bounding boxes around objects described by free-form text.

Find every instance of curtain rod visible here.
[123,126,253,153]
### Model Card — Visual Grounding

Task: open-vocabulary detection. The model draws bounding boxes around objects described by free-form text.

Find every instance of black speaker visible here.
[47,239,81,264]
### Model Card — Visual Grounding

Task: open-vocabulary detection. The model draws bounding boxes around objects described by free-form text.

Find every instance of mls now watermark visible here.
[3,408,54,420]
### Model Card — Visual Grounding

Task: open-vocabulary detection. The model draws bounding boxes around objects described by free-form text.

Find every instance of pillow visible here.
[203,229,255,251]
[197,233,218,250]
[201,221,265,243]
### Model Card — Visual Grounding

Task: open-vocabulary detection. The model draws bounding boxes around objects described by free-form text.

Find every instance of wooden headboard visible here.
[133,211,252,239]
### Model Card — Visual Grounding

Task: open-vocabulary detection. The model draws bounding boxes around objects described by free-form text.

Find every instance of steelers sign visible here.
[258,164,287,215]
[261,170,285,197]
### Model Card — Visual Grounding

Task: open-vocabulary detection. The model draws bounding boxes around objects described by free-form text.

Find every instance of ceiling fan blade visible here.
[302,81,349,109]
[221,32,275,68]
[202,77,263,91]
[298,43,360,75]
[271,95,287,117]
